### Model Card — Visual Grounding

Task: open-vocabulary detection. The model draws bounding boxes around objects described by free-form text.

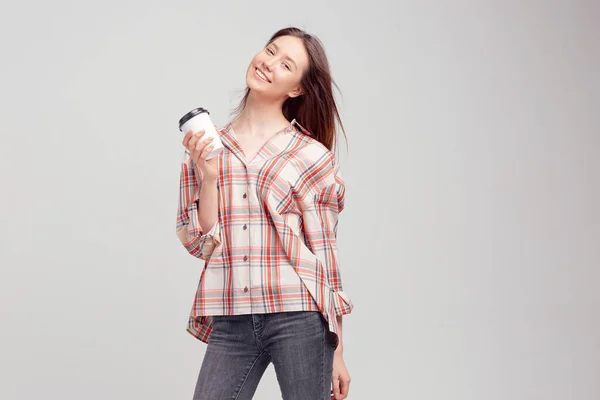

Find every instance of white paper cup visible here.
[178,107,224,160]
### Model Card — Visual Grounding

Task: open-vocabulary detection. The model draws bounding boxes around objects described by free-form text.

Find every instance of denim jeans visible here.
[192,310,337,399]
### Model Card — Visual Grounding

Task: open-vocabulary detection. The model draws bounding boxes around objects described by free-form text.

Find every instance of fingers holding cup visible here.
[201,139,215,160]
[188,130,205,150]
[195,136,213,153]
[194,129,206,141]
[179,108,224,161]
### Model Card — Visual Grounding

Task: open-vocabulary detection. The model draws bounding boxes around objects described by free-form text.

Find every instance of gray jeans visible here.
[192,310,336,399]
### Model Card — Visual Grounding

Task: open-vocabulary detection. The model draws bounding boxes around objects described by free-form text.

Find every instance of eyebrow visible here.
[270,42,297,69]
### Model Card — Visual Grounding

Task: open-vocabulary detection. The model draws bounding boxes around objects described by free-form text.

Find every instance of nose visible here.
[263,58,275,71]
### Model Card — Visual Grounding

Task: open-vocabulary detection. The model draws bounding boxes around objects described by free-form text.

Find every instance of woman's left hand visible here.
[331,351,351,399]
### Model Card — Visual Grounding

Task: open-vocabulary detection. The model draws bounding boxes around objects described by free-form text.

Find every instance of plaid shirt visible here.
[176,119,353,346]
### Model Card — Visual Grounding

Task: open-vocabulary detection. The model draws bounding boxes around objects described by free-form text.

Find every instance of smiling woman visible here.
[233,27,347,152]
[177,26,353,400]
[250,39,302,86]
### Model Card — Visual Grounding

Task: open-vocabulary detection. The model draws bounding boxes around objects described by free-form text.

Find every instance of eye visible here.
[283,63,291,71]
[266,48,274,55]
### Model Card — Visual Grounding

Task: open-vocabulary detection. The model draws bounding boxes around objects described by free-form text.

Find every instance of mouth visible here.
[254,67,271,83]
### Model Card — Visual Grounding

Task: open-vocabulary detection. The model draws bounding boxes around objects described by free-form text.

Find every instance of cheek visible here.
[271,68,288,81]
[252,54,265,66]
[275,73,300,90]
[247,55,261,71]
[248,58,257,71]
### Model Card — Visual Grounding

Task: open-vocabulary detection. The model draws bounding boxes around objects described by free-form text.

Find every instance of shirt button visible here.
[243,255,248,261]
[243,224,247,230]
[244,286,249,292]
[243,193,247,199]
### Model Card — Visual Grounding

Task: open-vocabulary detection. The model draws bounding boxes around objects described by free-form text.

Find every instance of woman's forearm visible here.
[335,315,343,354]
[197,176,219,233]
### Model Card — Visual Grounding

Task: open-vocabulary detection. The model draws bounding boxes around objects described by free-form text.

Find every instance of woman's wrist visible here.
[202,174,218,184]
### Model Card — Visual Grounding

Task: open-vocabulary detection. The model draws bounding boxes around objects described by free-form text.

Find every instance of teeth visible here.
[256,68,269,82]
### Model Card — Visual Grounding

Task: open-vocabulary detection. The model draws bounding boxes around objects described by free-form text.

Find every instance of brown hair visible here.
[231,27,347,152]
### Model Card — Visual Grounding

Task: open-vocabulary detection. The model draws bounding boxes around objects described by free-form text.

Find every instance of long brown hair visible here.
[231,27,347,152]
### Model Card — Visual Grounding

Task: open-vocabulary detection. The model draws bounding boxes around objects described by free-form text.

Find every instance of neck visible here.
[234,90,290,137]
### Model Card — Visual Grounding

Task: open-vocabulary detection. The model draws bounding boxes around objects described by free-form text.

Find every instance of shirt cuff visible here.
[180,219,221,260]
[177,200,221,250]
[331,290,354,316]
[185,200,221,244]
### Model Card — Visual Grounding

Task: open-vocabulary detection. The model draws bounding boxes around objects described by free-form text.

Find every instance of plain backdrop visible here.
[1,1,599,399]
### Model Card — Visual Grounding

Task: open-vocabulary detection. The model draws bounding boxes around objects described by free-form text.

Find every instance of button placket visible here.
[243,183,251,297]
[242,177,252,302]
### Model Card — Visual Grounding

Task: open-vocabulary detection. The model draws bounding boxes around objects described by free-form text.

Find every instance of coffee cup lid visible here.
[179,107,210,130]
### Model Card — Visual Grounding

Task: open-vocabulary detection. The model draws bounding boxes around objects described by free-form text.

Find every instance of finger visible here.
[192,152,204,169]
[191,129,205,140]
[201,142,215,160]
[190,145,202,161]
[340,379,350,398]
[185,138,195,153]
[192,129,205,141]
[188,134,201,149]
[332,378,341,399]
[195,136,213,152]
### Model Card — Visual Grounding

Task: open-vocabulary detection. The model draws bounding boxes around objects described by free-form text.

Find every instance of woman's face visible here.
[245,35,310,101]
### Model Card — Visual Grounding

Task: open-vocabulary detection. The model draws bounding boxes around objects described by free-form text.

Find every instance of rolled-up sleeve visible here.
[176,150,221,261]
[301,159,353,316]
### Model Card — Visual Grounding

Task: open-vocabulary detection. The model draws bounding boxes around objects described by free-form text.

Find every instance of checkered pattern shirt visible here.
[176,119,353,346]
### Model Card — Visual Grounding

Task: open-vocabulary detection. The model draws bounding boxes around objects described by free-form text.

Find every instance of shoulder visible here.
[291,124,337,169]
[289,140,340,192]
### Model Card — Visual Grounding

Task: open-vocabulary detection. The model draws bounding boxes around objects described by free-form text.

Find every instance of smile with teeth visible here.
[255,68,270,83]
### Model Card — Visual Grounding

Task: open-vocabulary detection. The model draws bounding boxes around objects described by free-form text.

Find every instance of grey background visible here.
[1,0,598,399]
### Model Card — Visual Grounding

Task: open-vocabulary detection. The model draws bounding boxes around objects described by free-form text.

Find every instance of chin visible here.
[246,76,259,90]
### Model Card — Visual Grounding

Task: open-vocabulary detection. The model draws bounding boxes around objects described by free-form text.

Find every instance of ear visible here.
[288,86,304,98]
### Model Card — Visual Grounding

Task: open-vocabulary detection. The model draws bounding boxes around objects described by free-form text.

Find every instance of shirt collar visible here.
[219,118,309,165]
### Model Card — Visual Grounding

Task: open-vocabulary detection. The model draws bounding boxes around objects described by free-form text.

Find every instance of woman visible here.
[176,27,353,400]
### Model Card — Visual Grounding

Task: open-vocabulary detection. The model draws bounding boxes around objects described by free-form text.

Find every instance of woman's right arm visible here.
[175,131,221,260]
[196,173,219,233]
